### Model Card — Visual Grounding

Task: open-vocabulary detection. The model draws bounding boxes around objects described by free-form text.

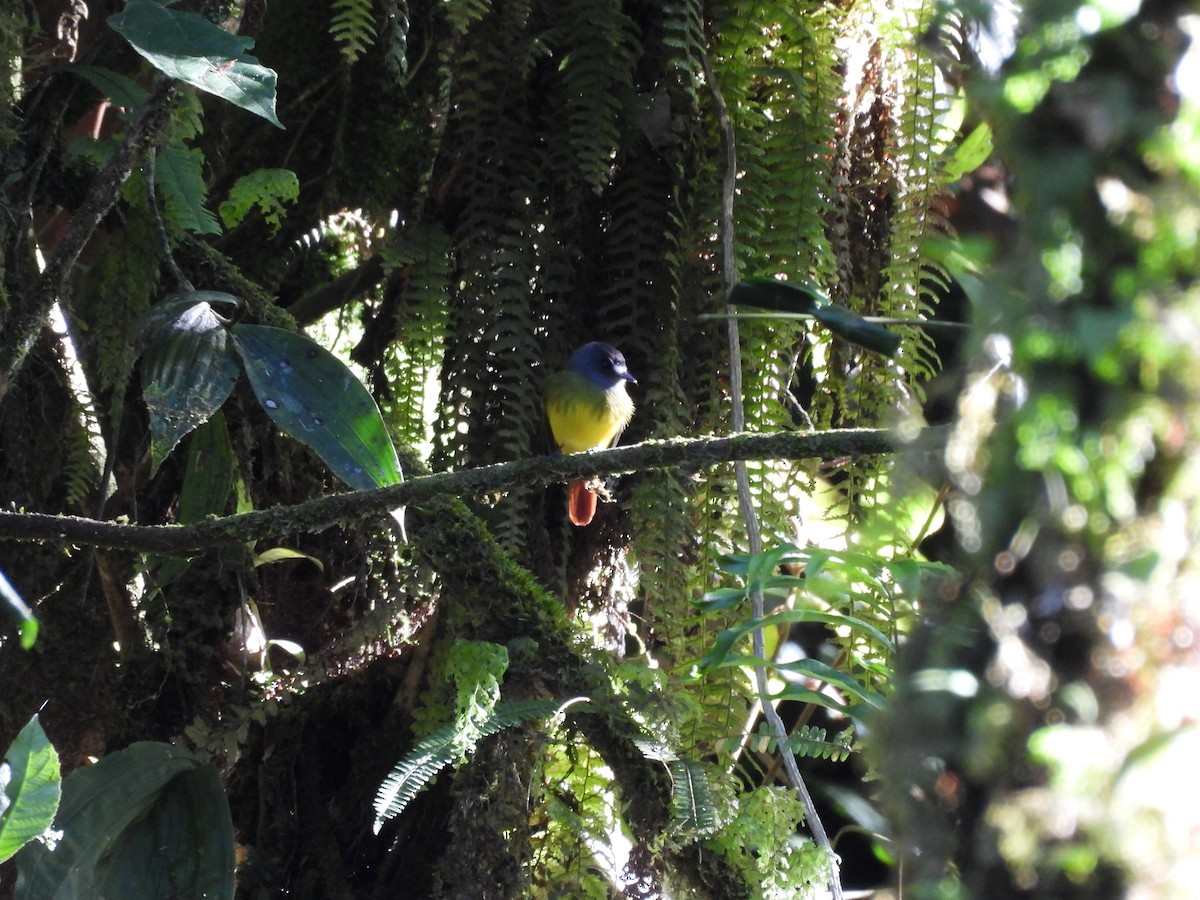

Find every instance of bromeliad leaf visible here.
[140,295,241,474]
[108,0,283,128]
[231,325,403,491]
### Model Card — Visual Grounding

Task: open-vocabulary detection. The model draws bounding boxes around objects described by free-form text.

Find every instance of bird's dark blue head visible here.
[568,342,637,389]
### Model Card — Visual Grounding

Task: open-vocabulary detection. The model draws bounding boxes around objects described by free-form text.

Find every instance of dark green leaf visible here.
[108,0,283,128]
[729,278,902,356]
[176,412,235,525]
[0,716,61,863]
[232,325,403,491]
[668,759,719,838]
[695,587,746,612]
[91,766,234,900]
[140,296,242,474]
[66,65,149,110]
[0,571,37,650]
[15,742,233,900]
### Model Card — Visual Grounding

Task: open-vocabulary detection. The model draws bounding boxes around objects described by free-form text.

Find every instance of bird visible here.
[544,342,637,526]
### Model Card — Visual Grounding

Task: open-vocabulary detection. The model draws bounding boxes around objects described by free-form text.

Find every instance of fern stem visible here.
[703,49,843,900]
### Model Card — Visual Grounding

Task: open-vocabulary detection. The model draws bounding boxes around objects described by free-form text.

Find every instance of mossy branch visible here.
[0,426,946,551]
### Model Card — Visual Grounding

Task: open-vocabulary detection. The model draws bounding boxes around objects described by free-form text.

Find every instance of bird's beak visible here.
[622,372,637,384]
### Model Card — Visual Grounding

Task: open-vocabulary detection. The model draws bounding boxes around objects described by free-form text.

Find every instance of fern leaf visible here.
[668,758,719,838]
[218,168,299,234]
[373,699,559,831]
[331,0,378,64]
[155,143,221,236]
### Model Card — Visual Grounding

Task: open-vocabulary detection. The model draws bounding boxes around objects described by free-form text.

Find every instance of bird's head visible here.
[568,342,637,389]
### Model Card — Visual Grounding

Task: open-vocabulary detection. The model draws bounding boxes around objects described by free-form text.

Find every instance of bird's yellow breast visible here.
[545,372,634,454]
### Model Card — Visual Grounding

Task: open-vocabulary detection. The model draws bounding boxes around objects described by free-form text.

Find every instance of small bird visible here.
[544,342,637,526]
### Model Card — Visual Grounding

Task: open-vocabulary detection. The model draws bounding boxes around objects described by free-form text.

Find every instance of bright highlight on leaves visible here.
[108,0,284,128]
[0,570,38,650]
[232,325,403,491]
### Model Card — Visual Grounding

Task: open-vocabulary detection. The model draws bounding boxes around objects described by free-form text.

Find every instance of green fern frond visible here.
[62,409,99,509]
[732,724,855,762]
[155,143,221,236]
[373,698,560,831]
[379,223,451,451]
[218,168,299,234]
[543,0,640,194]
[442,0,491,36]
[668,758,720,839]
[331,0,378,65]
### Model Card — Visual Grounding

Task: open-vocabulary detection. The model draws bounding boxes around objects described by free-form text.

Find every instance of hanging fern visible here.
[379,222,452,451]
[61,405,100,509]
[541,0,640,194]
[381,0,410,77]
[442,0,492,36]
[330,0,378,65]
[373,698,560,831]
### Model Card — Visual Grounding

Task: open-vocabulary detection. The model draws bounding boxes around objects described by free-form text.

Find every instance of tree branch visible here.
[0,79,176,399]
[0,426,945,552]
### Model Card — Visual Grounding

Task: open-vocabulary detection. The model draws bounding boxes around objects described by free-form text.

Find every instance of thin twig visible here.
[143,144,195,293]
[703,51,844,899]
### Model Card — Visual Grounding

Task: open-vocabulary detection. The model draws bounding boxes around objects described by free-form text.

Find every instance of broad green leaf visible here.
[232,325,403,491]
[147,412,237,590]
[140,295,242,474]
[942,122,994,183]
[92,765,233,899]
[176,412,236,525]
[15,742,233,900]
[729,278,902,356]
[0,716,61,863]
[0,570,37,650]
[695,587,747,612]
[155,144,222,235]
[108,0,283,128]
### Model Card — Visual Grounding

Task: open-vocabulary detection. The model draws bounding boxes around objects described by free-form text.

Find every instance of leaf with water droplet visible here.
[231,325,402,490]
[140,295,241,474]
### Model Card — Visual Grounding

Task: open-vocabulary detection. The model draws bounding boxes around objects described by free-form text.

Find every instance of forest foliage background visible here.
[2,0,1199,898]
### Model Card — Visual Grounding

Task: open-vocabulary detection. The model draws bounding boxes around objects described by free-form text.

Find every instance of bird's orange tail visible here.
[568,480,598,526]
